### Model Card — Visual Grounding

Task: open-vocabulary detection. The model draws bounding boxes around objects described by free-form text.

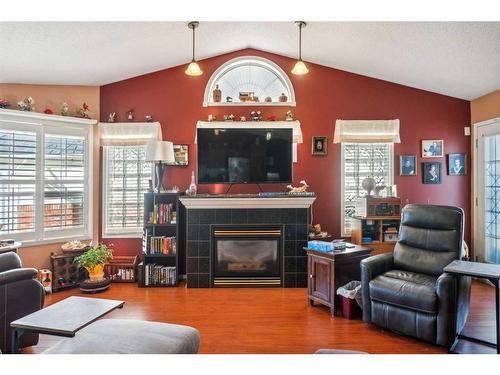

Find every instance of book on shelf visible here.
[148,203,176,225]
[144,264,176,286]
[145,235,177,255]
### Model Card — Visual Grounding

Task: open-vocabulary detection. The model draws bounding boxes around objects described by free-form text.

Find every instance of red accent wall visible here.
[100,48,471,256]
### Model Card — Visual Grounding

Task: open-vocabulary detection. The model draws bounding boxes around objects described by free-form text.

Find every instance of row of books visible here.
[144,264,177,286]
[147,203,176,224]
[147,235,177,255]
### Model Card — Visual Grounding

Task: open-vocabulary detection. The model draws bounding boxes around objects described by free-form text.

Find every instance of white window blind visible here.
[103,145,151,237]
[0,129,37,234]
[341,143,393,236]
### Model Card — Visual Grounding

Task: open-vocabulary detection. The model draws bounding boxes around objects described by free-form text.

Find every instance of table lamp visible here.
[145,141,175,192]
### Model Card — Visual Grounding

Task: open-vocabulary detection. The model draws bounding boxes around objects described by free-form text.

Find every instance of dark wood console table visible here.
[306,244,372,315]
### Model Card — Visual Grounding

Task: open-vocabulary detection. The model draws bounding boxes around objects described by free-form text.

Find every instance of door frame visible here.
[473,117,500,262]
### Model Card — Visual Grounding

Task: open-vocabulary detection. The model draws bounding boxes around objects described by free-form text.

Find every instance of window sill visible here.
[15,235,93,249]
[102,233,143,239]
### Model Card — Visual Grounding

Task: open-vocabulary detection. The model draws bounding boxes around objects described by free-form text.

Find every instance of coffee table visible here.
[444,260,500,354]
[10,296,124,353]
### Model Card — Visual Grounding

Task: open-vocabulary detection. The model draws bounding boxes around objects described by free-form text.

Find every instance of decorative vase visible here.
[213,84,222,102]
[188,171,197,196]
[279,93,288,102]
[85,264,105,281]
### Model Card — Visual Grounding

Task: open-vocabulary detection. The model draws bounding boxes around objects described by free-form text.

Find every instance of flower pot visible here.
[85,264,105,281]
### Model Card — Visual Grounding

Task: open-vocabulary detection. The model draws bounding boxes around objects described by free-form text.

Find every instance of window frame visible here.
[340,142,394,237]
[101,144,152,239]
[0,109,94,245]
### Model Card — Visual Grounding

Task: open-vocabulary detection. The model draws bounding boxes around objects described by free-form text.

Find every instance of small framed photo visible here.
[170,144,189,166]
[400,155,417,176]
[422,162,442,184]
[448,153,467,176]
[312,136,327,155]
[421,139,444,158]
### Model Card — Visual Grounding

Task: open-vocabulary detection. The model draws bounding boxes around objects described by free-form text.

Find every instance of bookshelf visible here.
[139,192,182,287]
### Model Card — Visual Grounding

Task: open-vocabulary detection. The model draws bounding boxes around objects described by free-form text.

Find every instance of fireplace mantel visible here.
[179,195,315,209]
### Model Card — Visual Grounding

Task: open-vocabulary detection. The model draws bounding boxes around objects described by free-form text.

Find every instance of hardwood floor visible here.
[26,280,496,354]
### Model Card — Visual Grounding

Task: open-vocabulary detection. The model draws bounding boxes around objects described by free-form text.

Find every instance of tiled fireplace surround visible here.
[184,207,310,288]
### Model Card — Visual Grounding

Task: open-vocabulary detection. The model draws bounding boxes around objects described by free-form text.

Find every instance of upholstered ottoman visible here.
[42,319,200,354]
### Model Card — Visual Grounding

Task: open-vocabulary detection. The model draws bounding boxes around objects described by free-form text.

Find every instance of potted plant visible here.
[74,243,113,281]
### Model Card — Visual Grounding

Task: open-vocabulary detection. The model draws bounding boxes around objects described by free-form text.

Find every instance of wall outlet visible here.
[464,126,471,136]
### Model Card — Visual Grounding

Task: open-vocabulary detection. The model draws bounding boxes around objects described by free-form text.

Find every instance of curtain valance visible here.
[99,122,163,146]
[334,119,400,143]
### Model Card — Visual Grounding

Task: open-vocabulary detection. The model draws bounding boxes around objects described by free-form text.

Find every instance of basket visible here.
[104,256,139,283]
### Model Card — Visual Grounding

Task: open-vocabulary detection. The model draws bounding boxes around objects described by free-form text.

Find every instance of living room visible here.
[1,1,500,373]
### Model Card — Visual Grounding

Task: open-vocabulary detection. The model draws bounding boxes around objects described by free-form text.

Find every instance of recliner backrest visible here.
[393,204,464,276]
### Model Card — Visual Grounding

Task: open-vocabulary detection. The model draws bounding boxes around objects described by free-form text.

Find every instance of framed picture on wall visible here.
[448,153,467,175]
[312,136,327,155]
[400,155,417,176]
[422,162,442,184]
[421,139,444,158]
[169,144,189,166]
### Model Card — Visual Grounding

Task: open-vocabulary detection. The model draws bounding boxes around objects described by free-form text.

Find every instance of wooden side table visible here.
[306,243,372,315]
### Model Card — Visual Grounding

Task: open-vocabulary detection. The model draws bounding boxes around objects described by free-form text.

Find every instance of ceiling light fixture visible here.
[291,21,309,75]
[185,21,203,76]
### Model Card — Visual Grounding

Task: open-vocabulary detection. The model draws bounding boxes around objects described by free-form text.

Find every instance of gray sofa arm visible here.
[360,253,394,323]
[0,268,38,286]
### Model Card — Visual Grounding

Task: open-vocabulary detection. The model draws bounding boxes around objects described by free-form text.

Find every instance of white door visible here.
[475,118,500,263]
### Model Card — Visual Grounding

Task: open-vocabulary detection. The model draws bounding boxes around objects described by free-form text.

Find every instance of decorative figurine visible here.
[186,171,197,196]
[43,108,54,115]
[286,180,309,193]
[145,115,153,122]
[285,110,294,121]
[78,103,91,119]
[108,112,116,123]
[127,109,134,121]
[361,177,376,197]
[17,97,35,111]
[61,102,69,116]
[226,96,233,103]
[250,111,262,121]
[264,96,272,103]
[267,115,276,121]
[0,99,11,108]
[212,84,222,103]
[240,116,246,122]
[279,93,288,102]
[208,114,216,122]
[223,114,235,121]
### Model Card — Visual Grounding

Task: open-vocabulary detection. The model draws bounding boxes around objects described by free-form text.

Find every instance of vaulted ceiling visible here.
[1,22,499,100]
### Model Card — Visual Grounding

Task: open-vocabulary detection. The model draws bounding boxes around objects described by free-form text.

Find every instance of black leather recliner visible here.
[361,204,471,348]
[0,252,45,353]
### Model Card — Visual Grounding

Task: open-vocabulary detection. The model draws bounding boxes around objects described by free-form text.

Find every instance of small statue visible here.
[250,110,261,121]
[240,116,246,122]
[127,109,134,121]
[43,108,54,115]
[226,96,233,103]
[286,180,309,193]
[208,114,216,122]
[267,115,276,121]
[223,114,235,121]
[285,110,293,121]
[17,97,35,111]
[0,99,11,108]
[78,103,91,119]
[212,84,222,103]
[279,93,288,102]
[145,115,153,122]
[108,112,116,123]
[61,102,69,116]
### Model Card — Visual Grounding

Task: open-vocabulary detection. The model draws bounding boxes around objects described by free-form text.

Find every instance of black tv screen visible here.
[197,128,293,184]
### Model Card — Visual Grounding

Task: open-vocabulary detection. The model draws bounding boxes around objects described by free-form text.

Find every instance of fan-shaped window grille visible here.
[203,56,296,107]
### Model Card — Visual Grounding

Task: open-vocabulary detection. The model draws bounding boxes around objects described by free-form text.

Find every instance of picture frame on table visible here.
[312,136,327,156]
[422,162,442,184]
[169,144,189,166]
[421,139,444,158]
[448,153,467,176]
[400,155,417,176]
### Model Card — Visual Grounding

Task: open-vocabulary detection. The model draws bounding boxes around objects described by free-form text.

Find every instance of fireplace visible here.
[212,225,282,287]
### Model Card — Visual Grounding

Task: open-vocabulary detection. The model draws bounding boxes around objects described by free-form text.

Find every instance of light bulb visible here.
[185,61,203,76]
[291,60,309,75]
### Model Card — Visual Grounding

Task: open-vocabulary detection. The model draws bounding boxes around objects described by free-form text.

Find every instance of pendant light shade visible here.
[291,21,309,76]
[185,21,203,76]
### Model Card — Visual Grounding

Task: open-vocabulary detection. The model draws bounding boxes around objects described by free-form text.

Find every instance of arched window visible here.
[203,56,296,107]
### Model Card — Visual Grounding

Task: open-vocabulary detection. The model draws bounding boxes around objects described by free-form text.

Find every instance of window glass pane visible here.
[44,135,85,231]
[105,146,151,234]
[0,129,36,234]
[343,143,393,235]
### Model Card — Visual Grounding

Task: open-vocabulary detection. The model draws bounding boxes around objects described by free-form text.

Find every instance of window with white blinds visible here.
[341,143,393,236]
[103,145,151,237]
[0,113,92,243]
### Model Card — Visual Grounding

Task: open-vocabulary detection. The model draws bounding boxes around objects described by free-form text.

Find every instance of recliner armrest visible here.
[0,268,38,286]
[0,252,22,273]
[360,252,394,323]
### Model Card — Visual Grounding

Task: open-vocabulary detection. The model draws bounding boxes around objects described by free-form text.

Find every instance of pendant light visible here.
[185,21,203,76]
[291,21,309,75]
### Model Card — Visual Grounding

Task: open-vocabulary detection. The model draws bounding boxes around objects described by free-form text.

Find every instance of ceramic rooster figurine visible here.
[286,180,309,193]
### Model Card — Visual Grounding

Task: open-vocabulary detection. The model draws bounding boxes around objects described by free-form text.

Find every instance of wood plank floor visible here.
[26,280,496,354]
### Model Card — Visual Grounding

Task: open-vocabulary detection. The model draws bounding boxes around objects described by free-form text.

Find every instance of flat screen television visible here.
[197,128,293,184]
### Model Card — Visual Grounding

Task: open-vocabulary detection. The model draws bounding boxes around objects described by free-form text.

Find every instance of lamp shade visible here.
[291,60,309,75]
[145,141,175,163]
[185,61,203,76]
